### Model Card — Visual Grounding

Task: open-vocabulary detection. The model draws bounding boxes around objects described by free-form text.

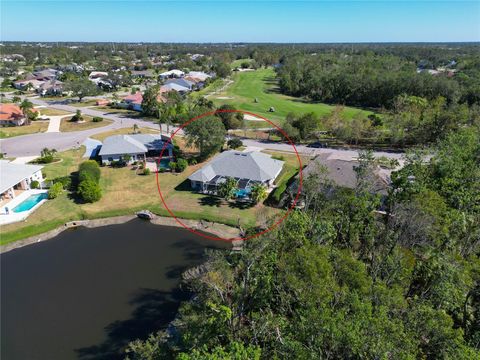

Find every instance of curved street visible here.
[1,96,404,161]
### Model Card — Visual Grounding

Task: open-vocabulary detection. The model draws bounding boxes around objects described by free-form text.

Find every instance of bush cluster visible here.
[48,182,63,199]
[92,116,103,122]
[77,160,102,202]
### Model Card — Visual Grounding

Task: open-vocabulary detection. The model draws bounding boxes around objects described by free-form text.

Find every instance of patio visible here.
[0,189,49,225]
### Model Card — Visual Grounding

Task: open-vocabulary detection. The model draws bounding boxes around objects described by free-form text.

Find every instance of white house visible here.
[0,160,44,201]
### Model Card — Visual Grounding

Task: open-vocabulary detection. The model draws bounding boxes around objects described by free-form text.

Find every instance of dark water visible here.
[1,219,228,360]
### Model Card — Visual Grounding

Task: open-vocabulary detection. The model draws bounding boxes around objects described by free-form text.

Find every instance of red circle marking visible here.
[155,109,303,242]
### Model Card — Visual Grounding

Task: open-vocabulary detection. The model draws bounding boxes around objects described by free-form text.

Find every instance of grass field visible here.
[91,127,160,141]
[38,108,72,116]
[0,143,295,245]
[0,121,49,138]
[59,115,113,132]
[211,68,372,124]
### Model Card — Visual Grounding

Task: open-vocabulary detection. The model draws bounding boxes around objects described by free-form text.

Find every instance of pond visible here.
[1,219,229,360]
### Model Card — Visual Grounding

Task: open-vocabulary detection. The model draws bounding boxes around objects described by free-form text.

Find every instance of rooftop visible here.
[189,150,284,183]
[98,134,172,156]
[0,160,44,194]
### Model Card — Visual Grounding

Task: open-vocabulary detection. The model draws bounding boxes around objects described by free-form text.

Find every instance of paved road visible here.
[1,95,405,162]
[0,96,168,157]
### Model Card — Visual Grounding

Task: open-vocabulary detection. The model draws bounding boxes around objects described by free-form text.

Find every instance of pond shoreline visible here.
[0,214,242,254]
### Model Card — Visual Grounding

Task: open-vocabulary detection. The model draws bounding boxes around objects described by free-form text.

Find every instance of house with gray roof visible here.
[165,78,195,90]
[98,134,173,165]
[188,151,284,197]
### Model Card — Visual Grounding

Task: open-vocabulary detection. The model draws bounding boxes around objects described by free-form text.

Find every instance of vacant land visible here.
[59,115,113,132]
[0,121,49,138]
[38,108,72,116]
[212,68,372,123]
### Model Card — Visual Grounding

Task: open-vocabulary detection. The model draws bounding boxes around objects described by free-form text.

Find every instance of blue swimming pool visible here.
[157,158,171,169]
[235,188,251,198]
[13,193,48,213]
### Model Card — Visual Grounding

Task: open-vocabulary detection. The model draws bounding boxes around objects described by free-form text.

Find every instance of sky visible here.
[1,1,479,43]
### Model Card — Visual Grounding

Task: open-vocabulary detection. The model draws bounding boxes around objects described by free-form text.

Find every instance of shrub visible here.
[48,182,63,199]
[169,162,177,172]
[189,158,198,165]
[78,179,102,202]
[227,138,243,149]
[30,180,40,189]
[143,168,151,175]
[92,116,103,122]
[53,176,72,190]
[272,183,287,203]
[159,167,166,173]
[71,109,83,122]
[176,158,188,173]
[78,160,101,183]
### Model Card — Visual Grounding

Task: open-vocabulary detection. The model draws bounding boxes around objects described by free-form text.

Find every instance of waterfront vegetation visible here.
[128,128,480,359]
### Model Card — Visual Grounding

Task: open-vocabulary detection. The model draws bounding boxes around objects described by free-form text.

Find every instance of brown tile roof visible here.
[0,104,24,121]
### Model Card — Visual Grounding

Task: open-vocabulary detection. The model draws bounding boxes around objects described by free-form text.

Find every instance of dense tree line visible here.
[276,52,479,109]
[126,127,480,359]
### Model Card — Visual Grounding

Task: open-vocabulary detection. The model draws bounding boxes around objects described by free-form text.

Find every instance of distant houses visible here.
[13,68,64,95]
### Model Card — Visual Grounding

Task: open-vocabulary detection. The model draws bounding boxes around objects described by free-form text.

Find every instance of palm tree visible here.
[19,99,34,125]
[218,177,237,200]
[250,183,268,204]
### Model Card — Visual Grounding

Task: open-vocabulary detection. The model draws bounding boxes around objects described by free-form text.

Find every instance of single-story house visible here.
[121,92,144,111]
[33,68,60,81]
[160,82,190,94]
[131,69,155,78]
[98,134,174,165]
[120,91,166,112]
[0,160,44,201]
[159,69,184,79]
[0,103,27,126]
[186,71,211,82]
[37,79,63,96]
[188,151,284,197]
[89,71,109,79]
[13,79,44,90]
[287,153,393,207]
[165,78,195,91]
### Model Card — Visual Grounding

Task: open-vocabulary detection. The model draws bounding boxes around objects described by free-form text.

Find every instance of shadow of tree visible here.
[198,195,222,207]
[228,201,254,210]
[75,288,190,360]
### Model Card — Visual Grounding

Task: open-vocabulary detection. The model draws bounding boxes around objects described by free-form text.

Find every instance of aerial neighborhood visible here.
[1,1,479,359]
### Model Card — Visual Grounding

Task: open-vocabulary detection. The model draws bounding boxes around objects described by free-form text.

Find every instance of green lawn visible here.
[231,58,254,69]
[38,108,72,116]
[1,144,293,245]
[59,115,113,132]
[0,121,49,138]
[211,68,372,124]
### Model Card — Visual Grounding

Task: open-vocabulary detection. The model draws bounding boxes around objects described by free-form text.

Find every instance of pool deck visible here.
[0,189,48,225]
